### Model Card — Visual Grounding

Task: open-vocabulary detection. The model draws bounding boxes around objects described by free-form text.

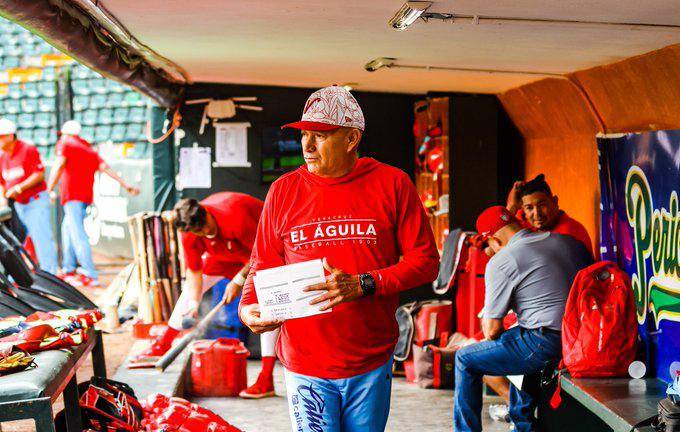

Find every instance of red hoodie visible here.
[240,158,439,378]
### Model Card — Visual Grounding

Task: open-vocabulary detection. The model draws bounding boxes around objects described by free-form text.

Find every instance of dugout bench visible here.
[540,374,667,432]
[0,328,106,432]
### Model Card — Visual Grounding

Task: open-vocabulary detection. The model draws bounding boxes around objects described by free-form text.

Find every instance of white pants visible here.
[167,274,280,357]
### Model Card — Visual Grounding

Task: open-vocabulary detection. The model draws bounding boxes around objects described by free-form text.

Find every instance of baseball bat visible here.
[155,298,226,371]
[134,213,154,323]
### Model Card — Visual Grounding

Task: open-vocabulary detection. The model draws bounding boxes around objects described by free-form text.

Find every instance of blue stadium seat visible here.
[5,99,20,114]
[17,113,34,129]
[21,98,38,113]
[111,124,127,142]
[4,55,20,67]
[18,128,33,143]
[34,112,53,129]
[82,110,98,126]
[125,123,143,142]
[107,79,126,93]
[94,125,112,142]
[123,91,143,107]
[33,128,50,146]
[41,67,56,81]
[89,94,107,109]
[73,111,84,123]
[38,81,56,97]
[113,107,129,123]
[71,79,90,96]
[129,107,146,123]
[97,108,113,125]
[23,82,39,98]
[3,114,18,124]
[38,97,55,112]
[7,83,22,99]
[90,78,108,95]
[71,65,90,80]
[106,92,124,107]
[72,95,89,111]
[81,126,95,142]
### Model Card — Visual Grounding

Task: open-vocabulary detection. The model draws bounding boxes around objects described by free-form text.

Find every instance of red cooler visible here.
[189,338,249,397]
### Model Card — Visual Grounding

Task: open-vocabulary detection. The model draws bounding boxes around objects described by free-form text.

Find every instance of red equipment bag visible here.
[55,377,143,432]
[561,261,638,378]
[189,338,249,397]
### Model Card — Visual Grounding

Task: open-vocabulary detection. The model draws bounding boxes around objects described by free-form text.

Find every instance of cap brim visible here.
[281,121,341,131]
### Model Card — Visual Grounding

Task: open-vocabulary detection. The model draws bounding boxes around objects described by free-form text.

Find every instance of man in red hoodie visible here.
[506,174,593,257]
[239,86,440,431]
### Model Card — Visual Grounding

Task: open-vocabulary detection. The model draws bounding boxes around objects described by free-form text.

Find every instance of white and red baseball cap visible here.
[282,85,365,132]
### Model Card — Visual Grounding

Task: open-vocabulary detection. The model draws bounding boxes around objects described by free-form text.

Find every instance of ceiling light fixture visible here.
[388,2,454,31]
[364,57,397,72]
[388,2,680,31]
[364,57,563,76]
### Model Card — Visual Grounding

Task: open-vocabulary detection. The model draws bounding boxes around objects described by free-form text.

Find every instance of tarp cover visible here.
[0,0,183,108]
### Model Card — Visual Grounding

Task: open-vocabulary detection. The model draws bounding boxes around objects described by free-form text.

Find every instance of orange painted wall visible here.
[499,44,680,254]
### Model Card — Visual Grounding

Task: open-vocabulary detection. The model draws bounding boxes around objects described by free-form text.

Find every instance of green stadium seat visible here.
[5,99,20,114]
[38,97,55,113]
[111,124,126,142]
[4,55,21,67]
[82,110,98,126]
[71,79,90,96]
[90,94,106,109]
[4,114,18,124]
[72,95,89,111]
[5,35,19,47]
[94,125,112,142]
[73,111,84,123]
[38,81,56,97]
[113,107,129,123]
[129,107,146,123]
[107,79,126,93]
[21,98,38,113]
[81,126,95,142]
[17,113,34,129]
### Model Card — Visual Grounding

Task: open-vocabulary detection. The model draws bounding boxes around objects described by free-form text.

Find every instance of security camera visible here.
[364,57,397,72]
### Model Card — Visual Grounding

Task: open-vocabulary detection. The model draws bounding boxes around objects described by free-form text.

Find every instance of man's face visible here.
[521,192,560,230]
[301,128,358,177]
[0,134,14,150]
[186,212,217,238]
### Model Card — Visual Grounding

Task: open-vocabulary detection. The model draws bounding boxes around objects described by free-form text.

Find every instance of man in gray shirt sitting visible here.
[453,206,592,432]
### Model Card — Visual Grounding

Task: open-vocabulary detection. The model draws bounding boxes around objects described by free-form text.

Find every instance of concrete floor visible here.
[193,361,512,432]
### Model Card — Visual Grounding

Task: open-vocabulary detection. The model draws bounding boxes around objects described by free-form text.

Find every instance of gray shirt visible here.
[483,229,592,331]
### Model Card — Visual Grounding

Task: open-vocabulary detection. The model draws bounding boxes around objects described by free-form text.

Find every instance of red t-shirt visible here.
[180,192,263,278]
[240,158,440,379]
[55,136,103,205]
[517,209,593,257]
[0,140,47,204]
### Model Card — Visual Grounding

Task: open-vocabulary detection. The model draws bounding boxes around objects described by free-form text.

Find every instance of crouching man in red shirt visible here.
[239,86,440,432]
[506,173,593,257]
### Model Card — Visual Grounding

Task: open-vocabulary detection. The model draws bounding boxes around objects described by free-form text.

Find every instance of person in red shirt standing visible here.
[506,174,593,257]
[47,120,139,287]
[0,118,58,273]
[239,86,440,431]
[133,192,278,399]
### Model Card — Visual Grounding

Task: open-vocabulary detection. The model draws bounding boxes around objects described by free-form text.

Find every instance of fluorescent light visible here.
[364,57,396,72]
[388,1,433,31]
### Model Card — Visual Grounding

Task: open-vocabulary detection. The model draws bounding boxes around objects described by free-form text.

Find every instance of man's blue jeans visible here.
[453,327,561,432]
[61,200,97,279]
[14,191,58,274]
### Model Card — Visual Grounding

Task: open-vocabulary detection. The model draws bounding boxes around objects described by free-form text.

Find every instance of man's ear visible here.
[346,129,361,153]
[553,195,559,206]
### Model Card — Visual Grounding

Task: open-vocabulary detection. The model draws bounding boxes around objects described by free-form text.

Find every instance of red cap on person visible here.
[476,206,518,238]
[282,85,365,132]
